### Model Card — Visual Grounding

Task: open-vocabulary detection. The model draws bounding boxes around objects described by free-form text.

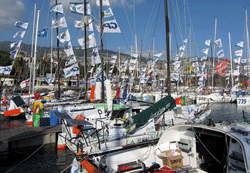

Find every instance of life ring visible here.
[73,115,85,135]
[32,101,44,114]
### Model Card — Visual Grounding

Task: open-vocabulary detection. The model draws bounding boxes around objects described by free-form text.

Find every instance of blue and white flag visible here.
[70,2,91,16]
[14,21,28,29]
[234,57,241,64]
[63,63,79,78]
[91,48,101,65]
[38,28,48,37]
[202,48,209,55]
[10,49,18,59]
[217,49,224,58]
[65,56,77,66]
[103,7,113,18]
[0,65,12,75]
[215,38,222,48]
[52,17,67,28]
[78,33,97,49]
[191,57,198,62]
[46,73,55,84]
[153,52,162,58]
[64,41,74,57]
[10,40,22,49]
[50,3,64,14]
[70,158,79,173]
[235,41,244,48]
[131,53,138,58]
[58,29,70,43]
[231,83,239,92]
[205,39,210,46]
[96,0,110,6]
[235,49,243,57]
[201,56,207,61]
[241,59,247,64]
[96,19,121,33]
[13,31,26,38]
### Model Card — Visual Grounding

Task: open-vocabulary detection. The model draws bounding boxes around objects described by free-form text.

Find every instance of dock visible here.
[0,125,62,152]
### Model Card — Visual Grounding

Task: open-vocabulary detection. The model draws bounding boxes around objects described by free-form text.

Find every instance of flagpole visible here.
[29,3,36,94]
[212,18,217,92]
[32,9,40,94]
[99,0,104,102]
[84,0,88,100]
[229,32,234,88]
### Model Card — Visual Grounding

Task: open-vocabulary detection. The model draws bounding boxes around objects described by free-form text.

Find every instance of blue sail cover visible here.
[132,95,176,127]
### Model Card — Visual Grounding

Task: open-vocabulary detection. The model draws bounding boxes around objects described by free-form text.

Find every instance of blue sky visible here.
[1,0,250,61]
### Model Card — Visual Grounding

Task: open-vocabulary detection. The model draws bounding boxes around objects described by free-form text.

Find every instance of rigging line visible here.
[120,33,131,51]
[60,163,72,173]
[152,0,162,37]
[185,0,199,57]
[121,0,135,46]
[169,0,179,53]
[134,0,136,40]
[171,0,182,49]
[175,0,184,44]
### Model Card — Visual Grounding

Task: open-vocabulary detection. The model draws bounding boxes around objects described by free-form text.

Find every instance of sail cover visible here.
[133,95,176,127]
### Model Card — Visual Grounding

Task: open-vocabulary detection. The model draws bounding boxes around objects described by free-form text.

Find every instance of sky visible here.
[1,0,250,61]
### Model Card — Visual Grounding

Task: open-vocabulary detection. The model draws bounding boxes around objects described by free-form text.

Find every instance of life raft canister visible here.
[72,115,85,135]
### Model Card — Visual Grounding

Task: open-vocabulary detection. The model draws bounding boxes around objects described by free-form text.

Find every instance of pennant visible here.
[103,7,113,18]
[78,33,97,49]
[10,40,22,49]
[50,3,64,14]
[205,39,210,46]
[235,41,244,48]
[217,49,224,58]
[70,2,91,16]
[110,59,116,64]
[183,39,188,44]
[91,48,101,65]
[10,49,18,59]
[131,53,138,58]
[215,38,222,48]
[64,41,74,57]
[171,73,180,81]
[231,83,239,92]
[65,56,77,66]
[216,59,229,76]
[38,28,48,37]
[58,29,70,43]
[13,31,26,38]
[153,52,162,58]
[46,73,55,84]
[111,55,117,59]
[201,56,207,61]
[20,79,30,88]
[241,59,247,64]
[234,57,241,64]
[96,19,121,33]
[52,17,67,28]
[179,45,186,51]
[0,65,12,75]
[96,0,110,6]
[14,21,28,29]
[235,49,243,57]
[202,48,209,55]
[130,59,137,64]
[201,62,206,72]
[63,63,79,78]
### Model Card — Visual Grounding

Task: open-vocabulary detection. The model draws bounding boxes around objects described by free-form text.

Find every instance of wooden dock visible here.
[0,125,62,152]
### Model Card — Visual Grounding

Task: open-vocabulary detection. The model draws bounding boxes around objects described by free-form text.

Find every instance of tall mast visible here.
[212,18,217,91]
[99,0,104,102]
[32,10,40,93]
[246,9,250,87]
[29,3,36,94]
[51,17,53,76]
[164,0,171,96]
[84,0,88,100]
[55,0,60,98]
[229,32,234,88]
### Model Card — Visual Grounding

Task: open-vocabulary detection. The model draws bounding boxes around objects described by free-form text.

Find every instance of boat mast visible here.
[229,32,234,88]
[212,18,217,92]
[51,17,53,77]
[164,0,171,96]
[55,0,60,99]
[84,0,88,100]
[246,9,250,88]
[99,0,104,102]
[32,10,40,94]
[29,3,36,94]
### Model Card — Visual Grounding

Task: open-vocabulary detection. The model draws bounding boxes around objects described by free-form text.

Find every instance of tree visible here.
[0,50,13,66]
[12,56,25,83]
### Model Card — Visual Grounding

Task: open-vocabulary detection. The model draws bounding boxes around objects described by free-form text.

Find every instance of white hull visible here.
[237,95,250,106]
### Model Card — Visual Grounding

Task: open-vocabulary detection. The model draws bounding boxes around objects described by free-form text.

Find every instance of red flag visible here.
[216,59,229,76]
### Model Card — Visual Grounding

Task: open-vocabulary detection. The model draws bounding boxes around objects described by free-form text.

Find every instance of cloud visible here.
[0,0,25,30]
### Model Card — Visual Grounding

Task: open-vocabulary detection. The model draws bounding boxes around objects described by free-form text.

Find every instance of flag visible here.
[64,41,74,57]
[10,49,18,59]
[217,49,224,58]
[205,39,210,46]
[201,56,207,61]
[96,19,121,33]
[46,73,55,84]
[110,59,116,64]
[91,48,101,65]
[235,49,243,57]
[13,31,26,38]
[171,73,179,81]
[58,29,70,43]
[38,28,48,37]
[191,57,198,62]
[52,17,67,28]
[20,79,29,88]
[78,33,97,49]
[103,7,113,18]
[175,97,186,105]
[63,63,79,78]
[216,59,229,76]
[70,2,91,16]
[196,84,204,92]
[153,52,162,58]
[236,41,244,48]
[202,48,209,55]
[234,65,240,76]
[235,77,239,82]
[201,62,206,72]
[215,38,222,48]
[130,59,137,64]
[183,39,188,44]
[179,45,186,51]
[173,60,181,66]
[96,0,110,6]
[241,59,247,64]
[234,57,241,64]
[231,83,239,92]
[50,3,64,14]
[10,40,22,49]
[0,65,12,75]
[14,21,28,29]
[131,53,138,58]
[65,56,77,66]
[111,55,117,59]
[192,62,198,67]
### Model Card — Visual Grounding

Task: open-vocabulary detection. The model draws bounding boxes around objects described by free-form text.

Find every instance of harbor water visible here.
[1,103,250,172]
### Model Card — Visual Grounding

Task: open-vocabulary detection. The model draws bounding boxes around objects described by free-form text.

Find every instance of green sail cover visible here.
[132,95,176,127]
